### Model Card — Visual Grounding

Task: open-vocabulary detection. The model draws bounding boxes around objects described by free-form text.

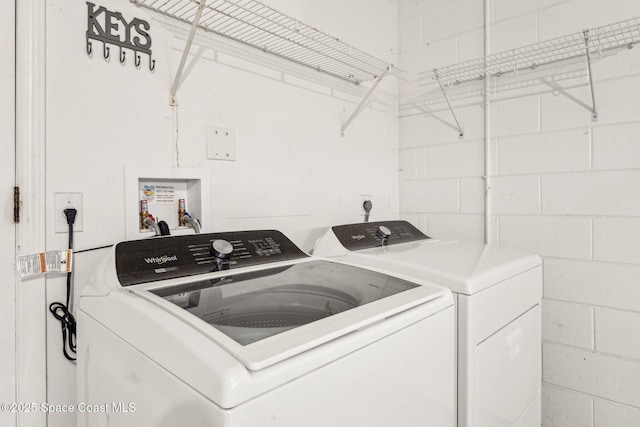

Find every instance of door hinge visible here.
[14,187,20,223]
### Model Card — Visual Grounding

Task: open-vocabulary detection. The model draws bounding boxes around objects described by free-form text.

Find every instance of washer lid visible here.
[141,259,448,370]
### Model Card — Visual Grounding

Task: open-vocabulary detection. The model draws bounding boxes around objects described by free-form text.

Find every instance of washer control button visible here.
[211,239,234,260]
[376,225,391,240]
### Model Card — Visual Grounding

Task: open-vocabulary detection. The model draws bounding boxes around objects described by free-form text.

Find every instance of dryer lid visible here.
[315,220,541,295]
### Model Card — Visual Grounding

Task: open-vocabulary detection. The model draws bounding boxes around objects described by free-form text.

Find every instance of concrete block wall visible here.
[398,0,487,242]
[398,0,640,425]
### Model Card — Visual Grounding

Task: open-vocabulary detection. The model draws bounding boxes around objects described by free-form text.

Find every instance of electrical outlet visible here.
[54,192,83,233]
[360,195,372,217]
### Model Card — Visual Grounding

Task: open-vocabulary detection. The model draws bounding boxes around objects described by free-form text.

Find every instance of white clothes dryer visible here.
[314,220,542,427]
[77,229,455,427]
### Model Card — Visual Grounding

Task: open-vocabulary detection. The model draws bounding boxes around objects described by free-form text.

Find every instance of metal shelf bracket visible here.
[434,69,464,138]
[583,29,599,121]
[169,0,207,106]
[340,70,388,137]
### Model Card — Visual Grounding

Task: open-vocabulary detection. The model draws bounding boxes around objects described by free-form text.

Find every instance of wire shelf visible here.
[427,17,640,85]
[132,0,404,84]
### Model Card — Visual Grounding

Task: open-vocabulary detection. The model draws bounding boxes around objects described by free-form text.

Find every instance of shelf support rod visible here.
[434,69,464,138]
[583,30,598,121]
[170,0,207,106]
[341,70,388,136]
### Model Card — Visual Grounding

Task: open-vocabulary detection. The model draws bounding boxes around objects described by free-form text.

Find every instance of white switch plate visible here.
[207,126,236,161]
[54,192,83,233]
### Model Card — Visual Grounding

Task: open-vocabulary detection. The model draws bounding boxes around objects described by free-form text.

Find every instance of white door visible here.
[0,1,17,426]
[12,1,48,426]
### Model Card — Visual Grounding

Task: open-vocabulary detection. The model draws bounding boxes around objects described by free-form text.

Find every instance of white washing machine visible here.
[77,229,456,427]
[314,220,542,427]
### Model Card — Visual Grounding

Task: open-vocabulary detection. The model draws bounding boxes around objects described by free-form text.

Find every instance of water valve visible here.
[140,200,149,230]
[178,198,186,226]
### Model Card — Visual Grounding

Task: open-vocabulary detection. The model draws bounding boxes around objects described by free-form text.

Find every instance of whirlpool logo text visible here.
[144,255,178,265]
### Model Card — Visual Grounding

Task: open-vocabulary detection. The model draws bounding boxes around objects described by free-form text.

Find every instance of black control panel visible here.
[331,220,429,251]
[115,230,308,286]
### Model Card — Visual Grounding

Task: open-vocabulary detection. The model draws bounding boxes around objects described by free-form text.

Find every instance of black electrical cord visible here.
[49,208,78,362]
[75,244,113,254]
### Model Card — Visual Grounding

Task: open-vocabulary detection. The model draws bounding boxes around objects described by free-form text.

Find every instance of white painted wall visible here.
[43,1,399,426]
[398,0,640,425]
[0,1,16,426]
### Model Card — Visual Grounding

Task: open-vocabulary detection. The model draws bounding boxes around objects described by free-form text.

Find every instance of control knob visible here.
[376,225,391,246]
[211,239,234,270]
